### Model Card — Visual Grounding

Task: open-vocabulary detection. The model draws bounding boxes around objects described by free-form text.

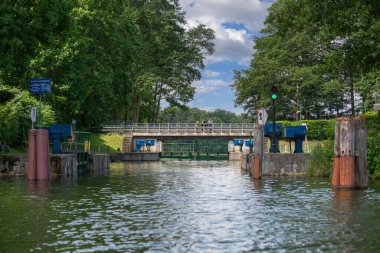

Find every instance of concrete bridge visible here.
[102,123,256,140]
[103,123,256,160]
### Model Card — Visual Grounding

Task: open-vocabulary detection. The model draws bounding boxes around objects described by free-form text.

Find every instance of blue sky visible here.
[178,0,274,114]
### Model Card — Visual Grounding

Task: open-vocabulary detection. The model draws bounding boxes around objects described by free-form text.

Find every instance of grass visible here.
[87,133,124,152]
[307,140,334,178]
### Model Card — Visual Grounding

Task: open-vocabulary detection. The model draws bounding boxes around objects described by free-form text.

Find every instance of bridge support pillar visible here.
[157,140,163,153]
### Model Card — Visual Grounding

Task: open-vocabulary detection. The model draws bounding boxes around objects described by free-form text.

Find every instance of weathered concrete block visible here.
[262,153,310,176]
[89,154,110,175]
[0,155,27,176]
[50,154,78,176]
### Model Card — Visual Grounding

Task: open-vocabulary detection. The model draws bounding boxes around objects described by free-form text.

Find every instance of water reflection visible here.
[1,161,380,252]
[252,178,262,190]
[27,180,50,197]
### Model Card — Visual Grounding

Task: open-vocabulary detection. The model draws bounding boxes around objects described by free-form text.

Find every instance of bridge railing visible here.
[102,123,256,134]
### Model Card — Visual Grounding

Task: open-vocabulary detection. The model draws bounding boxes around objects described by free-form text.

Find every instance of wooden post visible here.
[253,155,261,179]
[252,125,263,179]
[332,120,341,188]
[332,157,340,188]
[354,118,368,189]
[332,117,367,189]
[339,118,355,188]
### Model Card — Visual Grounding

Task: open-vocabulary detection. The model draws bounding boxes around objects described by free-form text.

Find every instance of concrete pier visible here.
[241,153,310,176]
[51,154,78,176]
[89,154,110,175]
[1,153,110,176]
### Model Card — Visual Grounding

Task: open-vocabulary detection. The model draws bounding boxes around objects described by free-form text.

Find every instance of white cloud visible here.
[204,70,221,78]
[207,23,254,64]
[192,79,229,93]
[180,0,272,65]
[181,0,270,30]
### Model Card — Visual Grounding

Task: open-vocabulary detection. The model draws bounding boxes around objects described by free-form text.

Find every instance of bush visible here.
[278,119,335,140]
[0,85,55,146]
[361,112,380,175]
[367,133,380,175]
[302,120,335,140]
[303,112,379,177]
[307,140,334,178]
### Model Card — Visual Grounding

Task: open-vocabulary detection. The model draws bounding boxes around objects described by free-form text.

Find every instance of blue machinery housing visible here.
[264,123,282,153]
[264,124,307,153]
[285,126,307,153]
[48,124,72,154]
[135,140,156,153]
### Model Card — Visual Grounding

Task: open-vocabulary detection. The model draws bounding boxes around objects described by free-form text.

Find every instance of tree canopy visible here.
[0,0,214,134]
[232,0,380,120]
[158,106,251,124]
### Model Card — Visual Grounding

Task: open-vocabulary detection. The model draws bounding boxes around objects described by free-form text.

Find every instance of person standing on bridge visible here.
[201,119,205,132]
[207,119,212,133]
[196,120,200,133]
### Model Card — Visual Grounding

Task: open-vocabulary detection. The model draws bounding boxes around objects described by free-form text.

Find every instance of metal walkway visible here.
[103,123,256,138]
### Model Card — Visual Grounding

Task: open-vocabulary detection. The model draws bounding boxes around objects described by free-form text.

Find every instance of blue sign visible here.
[29,79,51,94]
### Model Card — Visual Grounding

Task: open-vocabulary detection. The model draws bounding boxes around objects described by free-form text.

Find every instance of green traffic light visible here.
[271,86,278,100]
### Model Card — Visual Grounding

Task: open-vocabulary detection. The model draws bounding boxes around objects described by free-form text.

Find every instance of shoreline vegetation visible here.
[1,1,379,178]
[3,111,379,179]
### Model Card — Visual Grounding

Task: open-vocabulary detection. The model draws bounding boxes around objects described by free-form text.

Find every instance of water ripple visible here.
[1,161,380,252]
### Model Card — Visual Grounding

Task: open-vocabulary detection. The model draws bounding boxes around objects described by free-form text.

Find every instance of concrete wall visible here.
[263,153,310,176]
[110,152,160,162]
[1,153,110,177]
[89,154,110,175]
[51,154,78,176]
[240,153,310,176]
[0,155,27,176]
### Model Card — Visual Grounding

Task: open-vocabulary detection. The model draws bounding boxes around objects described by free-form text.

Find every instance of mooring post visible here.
[339,118,356,188]
[354,118,368,189]
[36,129,51,180]
[27,129,38,180]
[332,119,341,188]
[332,117,367,189]
[252,124,264,179]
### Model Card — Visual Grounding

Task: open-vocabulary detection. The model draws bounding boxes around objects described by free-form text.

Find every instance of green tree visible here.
[158,106,250,123]
[31,0,136,129]
[129,0,215,123]
[1,0,214,131]
[0,85,55,145]
[233,0,380,118]
[0,0,72,88]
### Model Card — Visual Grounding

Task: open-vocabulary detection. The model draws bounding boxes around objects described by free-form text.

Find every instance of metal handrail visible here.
[102,123,255,134]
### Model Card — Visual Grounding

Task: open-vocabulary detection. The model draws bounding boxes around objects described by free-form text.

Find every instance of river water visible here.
[1,160,380,252]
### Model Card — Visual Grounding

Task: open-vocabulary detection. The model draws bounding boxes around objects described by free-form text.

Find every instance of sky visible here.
[178,0,274,114]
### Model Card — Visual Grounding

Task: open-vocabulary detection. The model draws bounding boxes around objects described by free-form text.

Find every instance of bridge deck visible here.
[103,123,256,139]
